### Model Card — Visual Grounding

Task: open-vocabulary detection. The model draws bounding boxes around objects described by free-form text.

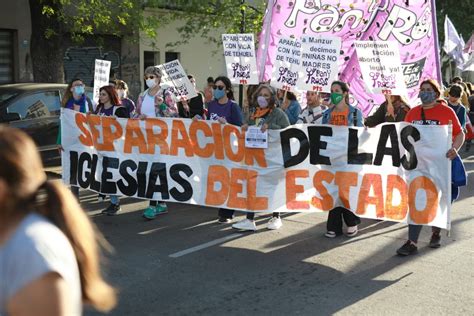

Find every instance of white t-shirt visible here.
[0,213,82,315]
[141,93,157,118]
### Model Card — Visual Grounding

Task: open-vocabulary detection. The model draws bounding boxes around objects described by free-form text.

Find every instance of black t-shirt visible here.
[178,92,205,118]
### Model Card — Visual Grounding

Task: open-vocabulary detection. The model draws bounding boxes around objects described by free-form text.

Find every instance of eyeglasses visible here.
[213,85,225,90]
[145,75,159,80]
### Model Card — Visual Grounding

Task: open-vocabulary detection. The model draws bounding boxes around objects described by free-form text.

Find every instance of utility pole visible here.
[239,0,245,107]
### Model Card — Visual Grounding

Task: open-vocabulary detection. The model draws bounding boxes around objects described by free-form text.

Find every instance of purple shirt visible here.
[207,100,242,126]
[97,105,115,116]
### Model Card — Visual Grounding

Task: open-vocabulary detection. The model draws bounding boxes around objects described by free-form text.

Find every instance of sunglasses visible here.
[213,85,225,90]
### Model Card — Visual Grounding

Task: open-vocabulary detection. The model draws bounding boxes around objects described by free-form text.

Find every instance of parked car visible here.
[0,83,94,165]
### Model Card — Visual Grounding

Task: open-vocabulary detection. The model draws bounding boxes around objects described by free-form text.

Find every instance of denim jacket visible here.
[321,104,363,127]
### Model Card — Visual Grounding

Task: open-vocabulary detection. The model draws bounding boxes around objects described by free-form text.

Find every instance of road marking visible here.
[169,233,243,258]
[138,227,167,235]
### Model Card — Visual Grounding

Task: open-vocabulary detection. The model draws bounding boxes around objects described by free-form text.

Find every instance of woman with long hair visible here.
[0,126,116,315]
[364,94,410,127]
[321,81,364,238]
[396,79,464,256]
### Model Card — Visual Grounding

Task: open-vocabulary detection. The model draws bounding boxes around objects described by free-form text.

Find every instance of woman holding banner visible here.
[57,78,94,200]
[321,81,364,238]
[205,76,243,223]
[136,66,177,220]
[232,84,290,231]
[364,94,410,127]
[94,85,129,216]
[396,79,465,256]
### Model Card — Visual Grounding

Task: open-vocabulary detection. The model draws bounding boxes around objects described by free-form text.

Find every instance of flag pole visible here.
[430,0,443,83]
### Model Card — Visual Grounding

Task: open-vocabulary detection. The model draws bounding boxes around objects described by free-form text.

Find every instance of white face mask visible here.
[146,79,157,89]
[117,90,125,99]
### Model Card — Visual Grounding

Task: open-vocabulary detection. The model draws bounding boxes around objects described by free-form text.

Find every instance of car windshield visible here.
[0,90,19,104]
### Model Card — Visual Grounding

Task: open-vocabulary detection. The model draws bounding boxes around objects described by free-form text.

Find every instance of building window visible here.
[144,51,160,68]
[165,52,180,63]
[0,30,14,84]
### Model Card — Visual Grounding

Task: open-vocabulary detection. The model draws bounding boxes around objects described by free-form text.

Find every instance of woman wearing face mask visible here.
[57,78,93,200]
[396,79,465,256]
[114,79,135,117]
[232,84,290,231]
[364,94,410,127]
[177,74,205,119]
[321,81,363,238]
[205,76,243,223]
[136,66,178,220]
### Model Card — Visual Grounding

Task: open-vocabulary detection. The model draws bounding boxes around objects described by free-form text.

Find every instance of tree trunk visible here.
[29,0,64,83]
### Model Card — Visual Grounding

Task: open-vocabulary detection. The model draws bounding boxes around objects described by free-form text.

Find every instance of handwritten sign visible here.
[297,35,341,93]
[355,41,407,96]
[270,36,301,92]
[222,33,259,85]
[157,59,197,101]
[93,59,111,104]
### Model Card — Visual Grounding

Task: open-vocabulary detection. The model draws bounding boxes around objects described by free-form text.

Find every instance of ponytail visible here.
[37,181,117,312]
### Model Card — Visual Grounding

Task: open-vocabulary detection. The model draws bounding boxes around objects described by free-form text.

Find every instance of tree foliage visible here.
[436,0,474,43]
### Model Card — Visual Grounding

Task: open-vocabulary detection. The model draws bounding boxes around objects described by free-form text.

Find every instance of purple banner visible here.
[257,0,441,115]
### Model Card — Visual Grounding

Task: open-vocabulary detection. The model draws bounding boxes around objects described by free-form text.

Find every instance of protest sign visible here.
[245,126,268,149]
[93,59,111,104]
[297,35,341,93]
[355,41,407,96]
[157,59,197,101]
[270,36,301,92]
[222,34,259,85]
[61,109,452,228]
[257,1,441,115]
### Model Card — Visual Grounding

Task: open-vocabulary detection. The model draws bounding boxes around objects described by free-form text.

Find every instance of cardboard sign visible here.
[270,36,301,92]
[157,59,197,101]
[93,59,111,104]
[355,41,407,96]
[297,35,341,93]
[222,33,259,85]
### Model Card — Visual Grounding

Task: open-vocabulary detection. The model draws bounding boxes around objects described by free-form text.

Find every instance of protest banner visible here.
[222,33,259,85]
[61,109,452,229]
[270,36,301,92]
[355,41,407,96]
[297,35,341,93]
[93,59,111,104]
[157,59,197,101]
[257,0,442,115]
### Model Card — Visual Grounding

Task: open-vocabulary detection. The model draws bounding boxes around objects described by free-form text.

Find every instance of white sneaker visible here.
[267,217,282,230]
[346,225,358,237]
[232,219,257,231]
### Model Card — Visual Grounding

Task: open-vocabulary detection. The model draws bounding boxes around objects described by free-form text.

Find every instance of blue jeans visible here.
[110,195,119,205]
[408,225,441,243]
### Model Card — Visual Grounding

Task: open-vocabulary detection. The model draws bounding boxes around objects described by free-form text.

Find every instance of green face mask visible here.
[330,92,344,105]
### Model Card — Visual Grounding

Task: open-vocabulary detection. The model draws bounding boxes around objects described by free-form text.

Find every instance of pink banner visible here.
[257,0,442,115]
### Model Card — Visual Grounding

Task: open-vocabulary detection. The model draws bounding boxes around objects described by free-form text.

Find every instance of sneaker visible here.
[155,203,168,215]
[232,219,257,231]
[217,216,232,224]
[346,225,358,237]
[396,240,418,256]
[101,203,121,216]
[325,231,337,238]
[143,206,157,220]
[267,217,283,230]
[97,194,107,202]
[429,233,441,248]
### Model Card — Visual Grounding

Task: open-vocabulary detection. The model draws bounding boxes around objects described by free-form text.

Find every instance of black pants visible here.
[326,207,361,235]
[247,212,280,220]
[218,208,234,219]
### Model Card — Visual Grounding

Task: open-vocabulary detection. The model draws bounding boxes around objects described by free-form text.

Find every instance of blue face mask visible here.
[418,91,436,104]
[74,85,85,96]
[213,88,226,100]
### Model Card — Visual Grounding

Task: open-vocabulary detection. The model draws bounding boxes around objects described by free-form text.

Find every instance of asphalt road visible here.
[52,148,474,316]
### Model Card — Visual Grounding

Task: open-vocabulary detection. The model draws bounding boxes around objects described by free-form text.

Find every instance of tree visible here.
[29,0,266,83]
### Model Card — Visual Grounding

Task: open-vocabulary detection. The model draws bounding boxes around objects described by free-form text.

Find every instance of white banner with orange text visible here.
[61,109,452,228]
